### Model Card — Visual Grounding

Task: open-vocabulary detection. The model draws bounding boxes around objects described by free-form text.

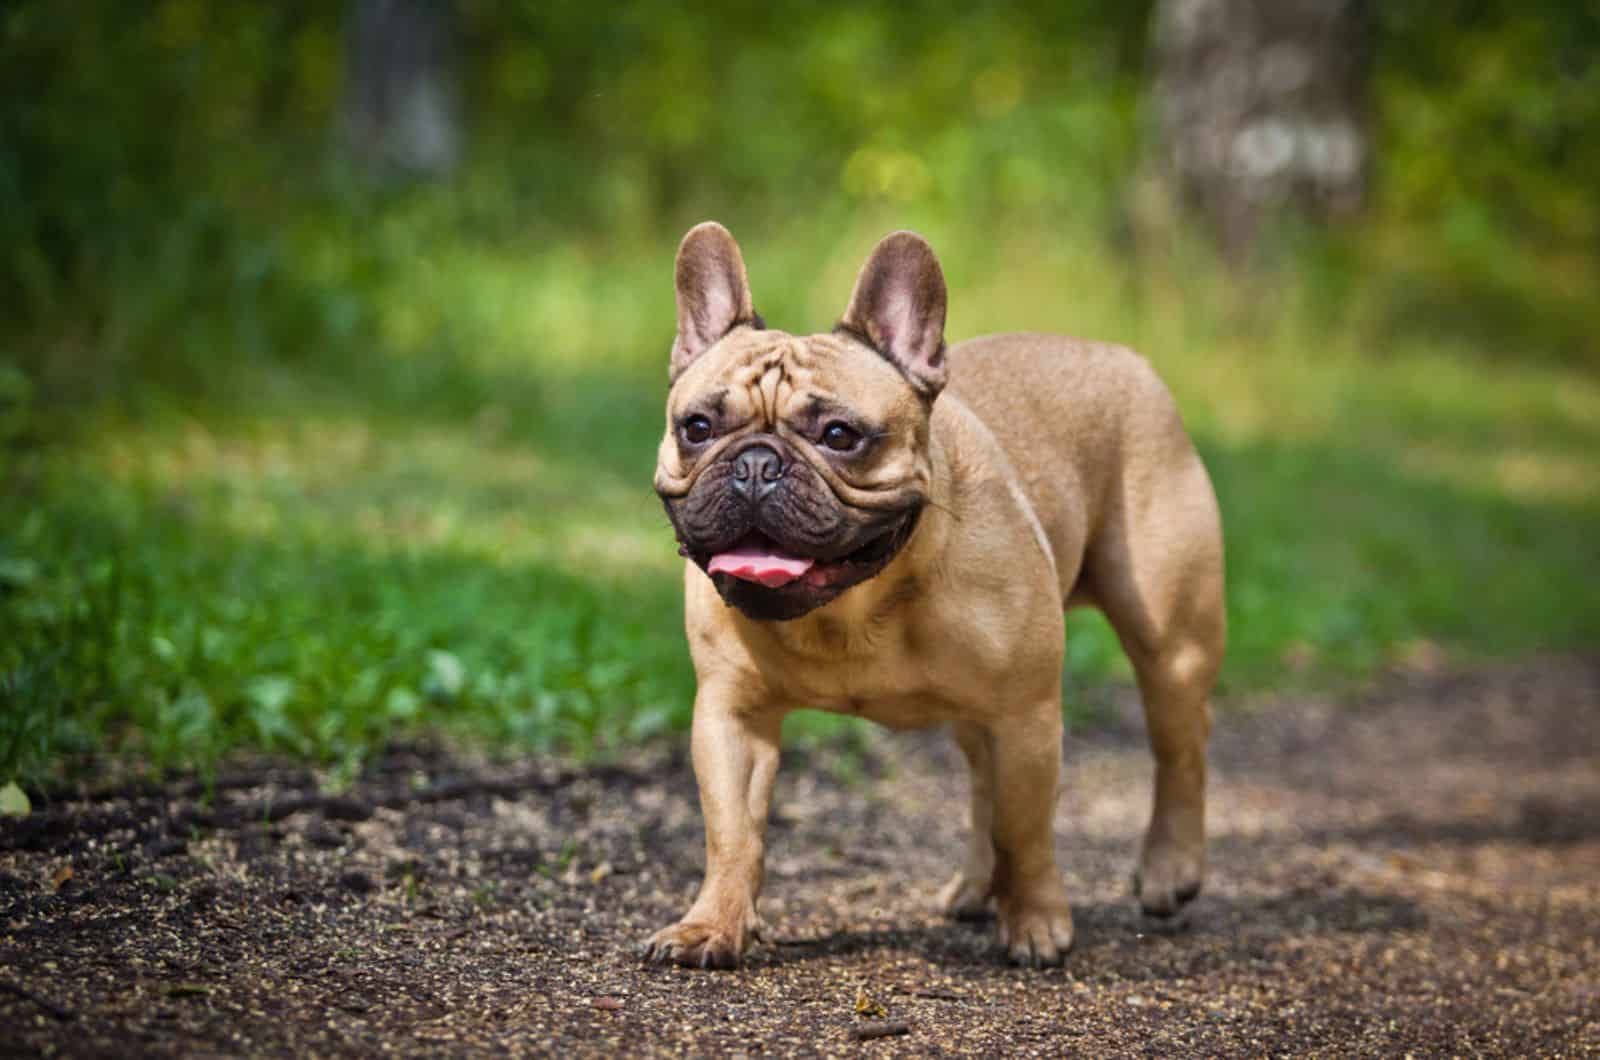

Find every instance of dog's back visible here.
[946,333,1223,650]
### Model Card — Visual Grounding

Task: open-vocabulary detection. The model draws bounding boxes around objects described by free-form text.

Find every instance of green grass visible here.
[4,216,1598,784]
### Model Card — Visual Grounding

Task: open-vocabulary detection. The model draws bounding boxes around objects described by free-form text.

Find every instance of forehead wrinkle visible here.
[756,360,782,424]
[713,338,779,417]
[739,336,814,426]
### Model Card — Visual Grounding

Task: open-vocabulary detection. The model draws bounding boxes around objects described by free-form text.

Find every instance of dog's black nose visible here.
[731,444,784,500]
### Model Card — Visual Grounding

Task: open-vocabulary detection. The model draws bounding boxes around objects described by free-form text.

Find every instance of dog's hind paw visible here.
[937,871,994,920]
[1134,841,1204,918]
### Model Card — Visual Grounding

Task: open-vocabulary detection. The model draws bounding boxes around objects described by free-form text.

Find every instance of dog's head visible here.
[655,223,947,621]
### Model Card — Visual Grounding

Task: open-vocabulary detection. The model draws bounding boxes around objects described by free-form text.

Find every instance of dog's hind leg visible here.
[1080,446,1225,918]
[1124,630,1219,917]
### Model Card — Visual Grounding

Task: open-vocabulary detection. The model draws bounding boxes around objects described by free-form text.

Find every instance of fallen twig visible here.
[851,1020,910,1041]
[908,989,965,1001]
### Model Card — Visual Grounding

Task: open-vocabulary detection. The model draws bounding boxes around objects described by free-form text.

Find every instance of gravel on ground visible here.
[3,655,1597,1057]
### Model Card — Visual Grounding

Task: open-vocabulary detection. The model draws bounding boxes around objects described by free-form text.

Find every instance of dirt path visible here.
[3,656,1597,1057]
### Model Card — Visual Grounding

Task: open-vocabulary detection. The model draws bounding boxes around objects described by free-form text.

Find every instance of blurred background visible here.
[2,0,1596,784]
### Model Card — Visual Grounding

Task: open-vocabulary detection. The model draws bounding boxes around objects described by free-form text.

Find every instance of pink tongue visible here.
[707,545,816,588]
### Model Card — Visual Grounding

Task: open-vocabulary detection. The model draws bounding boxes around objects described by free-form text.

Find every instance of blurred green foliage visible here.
[2,1,1598,782]
[1373,2,1600,361]
[2,0,1158,401]
[6,0,1597,401]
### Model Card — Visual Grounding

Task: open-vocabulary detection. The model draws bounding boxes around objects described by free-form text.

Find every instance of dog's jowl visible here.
[646,223,1226,968]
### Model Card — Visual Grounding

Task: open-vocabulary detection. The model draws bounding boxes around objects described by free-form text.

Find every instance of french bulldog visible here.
[645,223,1225,967]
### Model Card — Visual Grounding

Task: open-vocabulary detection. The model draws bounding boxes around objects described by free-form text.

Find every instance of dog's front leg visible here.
[988,701,1075,966]
[938,720,997,917]
[645,690,782,968]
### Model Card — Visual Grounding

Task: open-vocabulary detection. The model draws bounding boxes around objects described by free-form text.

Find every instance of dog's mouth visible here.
[680,509,921,596]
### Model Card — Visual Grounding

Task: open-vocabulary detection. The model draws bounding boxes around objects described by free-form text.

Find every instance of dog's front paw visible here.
[1134,836,1204,918]
[937,870,993,919]
[642,919,750,969]
[996,890,1075,966]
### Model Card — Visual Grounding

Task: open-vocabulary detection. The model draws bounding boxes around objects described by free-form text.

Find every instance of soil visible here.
[3,655,1598,1057]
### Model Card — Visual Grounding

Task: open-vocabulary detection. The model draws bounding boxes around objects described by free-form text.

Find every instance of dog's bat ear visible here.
[839,231,947,399]
[672,222,758,380]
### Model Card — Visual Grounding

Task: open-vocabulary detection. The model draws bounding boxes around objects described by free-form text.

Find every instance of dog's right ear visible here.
[672,222,758,380]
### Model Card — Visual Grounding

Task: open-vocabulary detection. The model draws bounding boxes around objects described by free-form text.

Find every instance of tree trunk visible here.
[1150,0,1370,258]
[341,0,461,179]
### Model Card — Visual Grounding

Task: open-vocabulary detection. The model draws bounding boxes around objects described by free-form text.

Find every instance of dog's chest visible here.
[776,661,960,729]
[747,615,986,728]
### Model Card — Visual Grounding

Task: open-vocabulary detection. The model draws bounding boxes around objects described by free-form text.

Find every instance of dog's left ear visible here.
[840,231,947,399]
[672,222,758,380]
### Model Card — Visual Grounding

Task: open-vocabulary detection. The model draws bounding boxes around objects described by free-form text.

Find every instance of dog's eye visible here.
[681,415,714,445]
[820,422,861,452]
